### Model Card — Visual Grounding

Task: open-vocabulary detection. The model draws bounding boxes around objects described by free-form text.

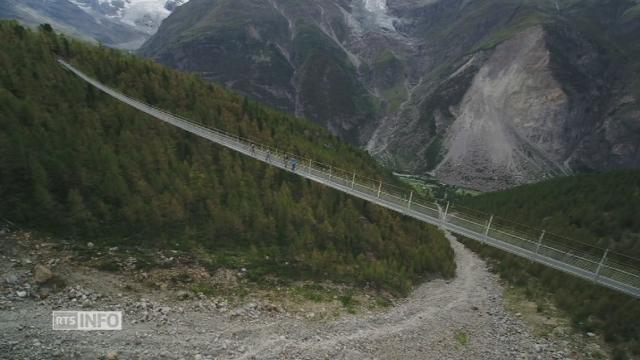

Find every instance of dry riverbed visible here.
[0,229,609,359]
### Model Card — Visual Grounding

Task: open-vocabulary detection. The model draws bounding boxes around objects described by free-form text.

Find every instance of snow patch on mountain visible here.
[120,1,171,33]
[70,0,188,35]
[362,0,395,30]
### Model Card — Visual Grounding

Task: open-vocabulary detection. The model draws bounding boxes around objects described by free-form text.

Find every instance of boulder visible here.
[176,290,191,300]
[33,264,54,284]
[4,274,20,285]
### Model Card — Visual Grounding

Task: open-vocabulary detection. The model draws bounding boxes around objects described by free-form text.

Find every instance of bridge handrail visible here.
[57,59,640,298]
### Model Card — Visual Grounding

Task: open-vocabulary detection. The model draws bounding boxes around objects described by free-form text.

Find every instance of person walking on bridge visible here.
[250,144,256,155]
[291,158,298,172]
[284,154,289,168]
[265,150,272,163]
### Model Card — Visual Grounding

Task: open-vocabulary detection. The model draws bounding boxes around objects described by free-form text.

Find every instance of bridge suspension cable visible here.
[58,59,640,299]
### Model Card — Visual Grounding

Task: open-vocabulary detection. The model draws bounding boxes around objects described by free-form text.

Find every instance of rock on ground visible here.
[33,264,54,284]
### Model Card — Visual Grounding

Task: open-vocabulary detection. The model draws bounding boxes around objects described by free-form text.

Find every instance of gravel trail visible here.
[1,232,575,359]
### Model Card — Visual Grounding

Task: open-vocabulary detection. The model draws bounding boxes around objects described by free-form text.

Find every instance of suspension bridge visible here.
[59,59,640,299]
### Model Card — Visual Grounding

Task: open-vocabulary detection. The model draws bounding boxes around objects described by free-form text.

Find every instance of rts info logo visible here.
[52,311,122,331]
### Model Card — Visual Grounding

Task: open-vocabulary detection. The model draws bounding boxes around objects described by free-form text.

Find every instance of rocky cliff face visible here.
[139,0,390,143]
[139,0,640,190]
[434,27,570,189]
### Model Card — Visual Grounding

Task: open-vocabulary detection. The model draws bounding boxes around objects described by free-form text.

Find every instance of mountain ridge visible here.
[139,0,640,191]
[0,0,189,49]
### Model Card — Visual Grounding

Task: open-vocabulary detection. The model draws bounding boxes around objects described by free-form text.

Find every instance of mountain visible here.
[139,0,402,143]
[0,0,189,49]
[459,170,640,358]
[139,0,640,191]
[0,20,455,294]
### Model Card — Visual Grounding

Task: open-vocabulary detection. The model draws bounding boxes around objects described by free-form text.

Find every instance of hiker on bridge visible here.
[291,158,298,172]
[265,150,272,163]
[250,144,256,155]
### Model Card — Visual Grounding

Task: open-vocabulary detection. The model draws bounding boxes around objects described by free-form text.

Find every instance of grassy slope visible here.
[461,170,640,358]
[0,21,455,295]
[292,22,377,141]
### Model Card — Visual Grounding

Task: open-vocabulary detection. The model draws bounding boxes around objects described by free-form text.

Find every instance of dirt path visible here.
[1,233,576,359]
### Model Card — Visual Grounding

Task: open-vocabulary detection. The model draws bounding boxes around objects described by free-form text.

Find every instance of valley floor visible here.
[0,231,605,359]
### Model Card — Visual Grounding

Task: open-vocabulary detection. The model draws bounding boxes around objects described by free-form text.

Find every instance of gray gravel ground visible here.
[0,232,593,359]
